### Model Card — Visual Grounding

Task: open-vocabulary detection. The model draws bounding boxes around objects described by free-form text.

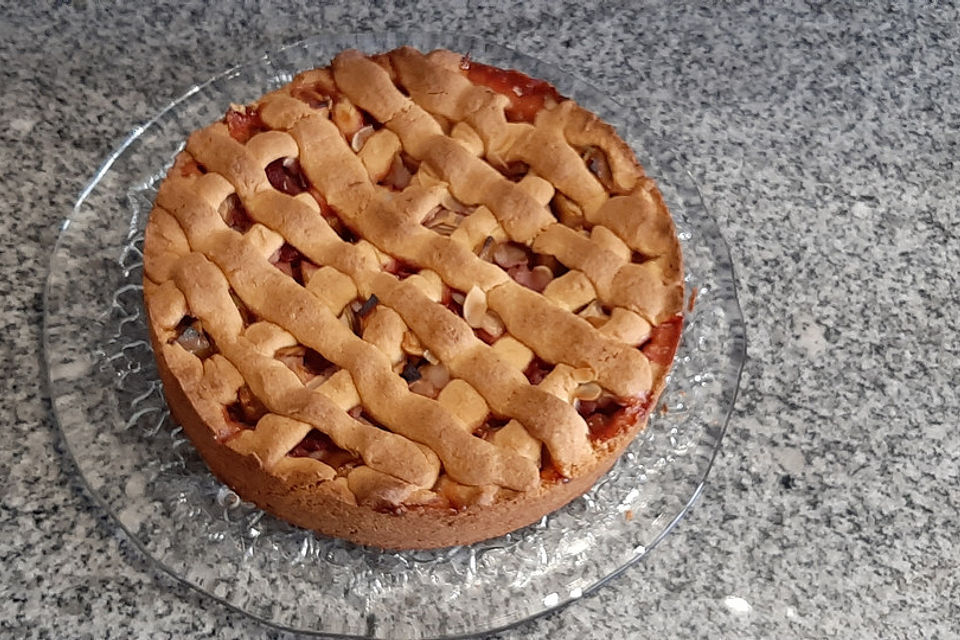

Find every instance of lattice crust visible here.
[143,47,684,547]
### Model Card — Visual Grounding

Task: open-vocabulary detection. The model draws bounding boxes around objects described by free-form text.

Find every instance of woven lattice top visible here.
[143,47,683,512]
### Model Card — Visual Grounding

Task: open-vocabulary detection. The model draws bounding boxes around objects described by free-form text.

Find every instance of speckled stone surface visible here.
[2,1,958,638]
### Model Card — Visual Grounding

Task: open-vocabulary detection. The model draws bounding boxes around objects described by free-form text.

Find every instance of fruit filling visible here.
[383,257,420,280]
[641,315,683,366]
[290,75,334,109]
[582,396,650,444]
[330,98,366,140]
[377,152,419,191]
[581,146,615,191]
[459,57,563,123]
[225,384,268,427]
[310,189,358,243]
[522,356,552,385]
[288,429,362,473]
[218,193,254,233]
[172,316,215,359]
[265,157,308,195]
[274,345,338,386]
[269,243,318,285]
[225,105,268,143]
[474,238,567,293]
[407,360,450,399]
[539,447,567,484]
[229,290,257,327]
[472,415,510,440]
[422,206,466,237]
[497,160,531,182]
[177,156,207,177]
[522,355,655,446]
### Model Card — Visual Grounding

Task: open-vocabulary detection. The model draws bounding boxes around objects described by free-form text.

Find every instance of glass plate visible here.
[44,32,745,639]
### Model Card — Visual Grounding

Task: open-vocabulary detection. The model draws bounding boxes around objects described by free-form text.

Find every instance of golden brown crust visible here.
[142,47,684,549]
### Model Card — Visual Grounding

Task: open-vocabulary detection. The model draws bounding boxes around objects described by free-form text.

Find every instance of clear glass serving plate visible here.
[43,32,745,639]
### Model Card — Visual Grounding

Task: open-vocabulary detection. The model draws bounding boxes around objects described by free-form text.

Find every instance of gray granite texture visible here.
[2,1,958,638]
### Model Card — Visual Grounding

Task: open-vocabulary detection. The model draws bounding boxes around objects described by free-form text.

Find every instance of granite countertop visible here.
[3,1,958,638]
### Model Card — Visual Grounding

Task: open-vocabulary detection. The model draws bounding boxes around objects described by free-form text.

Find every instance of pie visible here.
[142,46,684,549]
